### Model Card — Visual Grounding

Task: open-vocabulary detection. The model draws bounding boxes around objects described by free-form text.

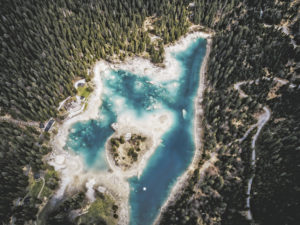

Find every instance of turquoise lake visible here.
[66,37,206,225]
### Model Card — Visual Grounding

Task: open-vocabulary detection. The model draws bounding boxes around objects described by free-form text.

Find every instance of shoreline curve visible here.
[48,30,212,225]
[153,35,213,225]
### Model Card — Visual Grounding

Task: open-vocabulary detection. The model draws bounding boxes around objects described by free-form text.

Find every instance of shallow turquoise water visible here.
[66,37,206,225]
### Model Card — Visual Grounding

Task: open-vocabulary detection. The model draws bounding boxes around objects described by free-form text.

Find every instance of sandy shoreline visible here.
[48,31,211,225]
[49,61,131,225]
[153,36,213,225]
[109,31,211,82]
[105,112,173,179]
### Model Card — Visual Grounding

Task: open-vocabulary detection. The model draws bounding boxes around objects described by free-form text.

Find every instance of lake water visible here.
[66,37,206,225]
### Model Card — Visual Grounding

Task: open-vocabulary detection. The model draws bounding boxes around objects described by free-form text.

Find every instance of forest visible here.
[0,0,192,224]
[159,0,299,225]
[0,0,190,122]
[0,0,299,224]
[0,121,56,224]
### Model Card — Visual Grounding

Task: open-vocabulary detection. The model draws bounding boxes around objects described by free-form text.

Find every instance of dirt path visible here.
[37,178,45,199]
[234,80,272,221]
[0,115,39,128]
[242,107,270,220]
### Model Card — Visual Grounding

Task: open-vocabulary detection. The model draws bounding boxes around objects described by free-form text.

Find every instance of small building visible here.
[34,173,40,180]
[74,79,86,89]
[44,119,55,132]
[77,82,85,87]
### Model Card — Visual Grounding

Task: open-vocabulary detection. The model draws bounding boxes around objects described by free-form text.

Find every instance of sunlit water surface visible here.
[66,38,206,225]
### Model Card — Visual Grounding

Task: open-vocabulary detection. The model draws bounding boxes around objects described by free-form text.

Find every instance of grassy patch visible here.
[77,195,118,225]
[84,102,88,111]
[77,85,93,99]
[27,167,59,200]
[40,186,52,199]
[44,168,58,181]
[29,179,43,198]
[42,168,59,197]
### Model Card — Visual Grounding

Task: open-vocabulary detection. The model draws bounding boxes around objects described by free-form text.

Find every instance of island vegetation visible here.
[109,133,149,170]
[0,0,192,223]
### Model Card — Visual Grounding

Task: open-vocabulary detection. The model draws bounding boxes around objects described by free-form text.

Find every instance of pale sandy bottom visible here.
[153,38,212,225]
[49,32,210,225]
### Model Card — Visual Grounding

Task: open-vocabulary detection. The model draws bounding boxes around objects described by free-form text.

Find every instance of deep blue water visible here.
[66,37,206,225]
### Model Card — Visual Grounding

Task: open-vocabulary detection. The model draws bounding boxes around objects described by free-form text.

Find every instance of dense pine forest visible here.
[0,0,191,122]
[0,0,190,223]
[159,0,300,225]
[0,0,299,224]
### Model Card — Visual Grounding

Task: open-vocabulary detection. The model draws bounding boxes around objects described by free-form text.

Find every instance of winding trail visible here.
[37,178,45,199]
[234,81,271,221]
[58,96,71,110]
[234,81,252,98]
[196,153,218,183]
[242,107,270,220]
[0,115,39,127]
